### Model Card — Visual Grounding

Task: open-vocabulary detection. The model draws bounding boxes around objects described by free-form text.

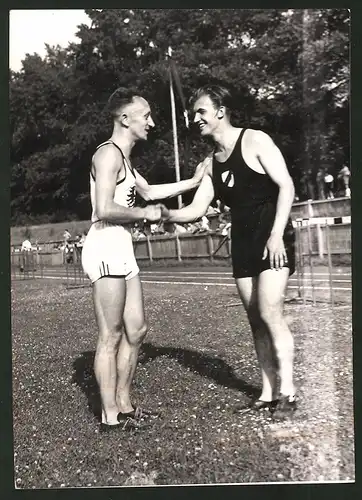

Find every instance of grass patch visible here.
[11,278,354,488]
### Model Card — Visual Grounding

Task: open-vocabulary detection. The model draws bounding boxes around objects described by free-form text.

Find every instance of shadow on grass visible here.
[71,351,101,420]
[140,343,258,398]
[71,343,258,419]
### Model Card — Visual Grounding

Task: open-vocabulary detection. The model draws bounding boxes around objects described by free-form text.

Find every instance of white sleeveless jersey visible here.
[90,140,136,223]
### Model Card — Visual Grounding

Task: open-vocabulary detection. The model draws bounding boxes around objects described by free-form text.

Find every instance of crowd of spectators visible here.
[131,201,232,241]
[296,165,351,202]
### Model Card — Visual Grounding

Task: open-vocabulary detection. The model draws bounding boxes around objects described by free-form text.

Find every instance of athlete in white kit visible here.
[82,88,207,431]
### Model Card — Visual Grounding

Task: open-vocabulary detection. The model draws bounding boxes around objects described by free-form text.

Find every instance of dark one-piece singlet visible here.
[212,129,295,278]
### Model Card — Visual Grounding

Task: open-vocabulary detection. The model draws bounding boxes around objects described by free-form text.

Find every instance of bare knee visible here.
[97,328,122,352]
[246,304,263,332]
[259,302,284,328]
[126,322,148,347]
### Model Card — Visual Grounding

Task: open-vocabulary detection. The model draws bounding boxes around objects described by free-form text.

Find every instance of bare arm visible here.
[134,157,211,201]
[255,131,295,236]
[254,131,295,269]
[163,167,215,223]
[94,146,161,223]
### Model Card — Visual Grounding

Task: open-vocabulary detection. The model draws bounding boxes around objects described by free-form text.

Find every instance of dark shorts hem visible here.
[232,263,295,279]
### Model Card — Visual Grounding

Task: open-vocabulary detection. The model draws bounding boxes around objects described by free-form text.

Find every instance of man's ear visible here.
[217,106,225,119]
[120,112,129,128]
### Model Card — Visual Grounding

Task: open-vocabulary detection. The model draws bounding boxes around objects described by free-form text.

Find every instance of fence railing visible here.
[11,223,350,277]
[10,197,351,246]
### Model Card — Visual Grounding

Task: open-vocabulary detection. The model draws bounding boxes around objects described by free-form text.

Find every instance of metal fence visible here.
[11,251,43,280]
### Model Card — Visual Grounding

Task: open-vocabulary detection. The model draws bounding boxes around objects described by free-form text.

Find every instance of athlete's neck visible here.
[212,125,243,153]
[110,125,136,158]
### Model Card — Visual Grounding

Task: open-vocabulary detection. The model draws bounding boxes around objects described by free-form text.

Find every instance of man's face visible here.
[124,97,155,140]
[192,95,220,137]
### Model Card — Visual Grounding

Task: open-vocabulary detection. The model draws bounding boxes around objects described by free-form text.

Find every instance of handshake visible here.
[143,203,170,222]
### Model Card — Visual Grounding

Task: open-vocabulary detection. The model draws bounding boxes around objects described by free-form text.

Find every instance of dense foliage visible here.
[10,9,350,224]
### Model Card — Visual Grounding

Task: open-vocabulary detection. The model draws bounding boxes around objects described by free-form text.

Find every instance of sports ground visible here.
[11,265,354,488]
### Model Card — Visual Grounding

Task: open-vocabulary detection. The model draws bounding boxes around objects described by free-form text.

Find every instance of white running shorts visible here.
[81,222,139,283]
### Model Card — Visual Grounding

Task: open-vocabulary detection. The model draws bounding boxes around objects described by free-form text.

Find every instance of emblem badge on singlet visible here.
[221,170,235,188]
[126,186,136,208]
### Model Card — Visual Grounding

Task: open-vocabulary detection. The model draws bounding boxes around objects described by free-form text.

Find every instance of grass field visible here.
[11,270,354,488]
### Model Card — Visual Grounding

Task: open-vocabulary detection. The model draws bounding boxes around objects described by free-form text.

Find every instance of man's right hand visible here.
[160,205,170,220]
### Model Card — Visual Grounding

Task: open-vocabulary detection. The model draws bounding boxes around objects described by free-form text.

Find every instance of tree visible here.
[10,8,350,223]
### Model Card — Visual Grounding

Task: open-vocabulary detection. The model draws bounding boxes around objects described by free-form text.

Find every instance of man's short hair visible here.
[189,85,234,116]
[106,87,142,119]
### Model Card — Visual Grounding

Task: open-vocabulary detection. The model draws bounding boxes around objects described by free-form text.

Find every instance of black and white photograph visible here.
[9,8,353,489]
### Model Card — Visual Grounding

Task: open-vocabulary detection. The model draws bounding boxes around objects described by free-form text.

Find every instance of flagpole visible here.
[168,47,182,209]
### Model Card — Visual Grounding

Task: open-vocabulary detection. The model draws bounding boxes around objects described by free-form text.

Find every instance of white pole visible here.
[168,47,182,209]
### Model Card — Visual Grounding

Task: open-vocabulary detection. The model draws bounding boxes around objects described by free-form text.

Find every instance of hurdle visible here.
[325,221,335,307]
[295,219,305,303]
[11,250,38,281]
[293,218,342,307]
[65,246,88,289]
[306,220,316,306]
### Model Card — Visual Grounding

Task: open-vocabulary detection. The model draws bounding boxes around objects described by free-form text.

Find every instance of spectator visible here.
[21,239,32,252]
[324,171,334,199]
[63,229,71,246]
[338,165,351,197]
[20,239,33,272]
[199,215,210,232]
[64,242,74,264]
[300,169,315,200]
[174,223,187,234]
[316,168,326,200]
[221,222,231,237]
[80,231,87,245]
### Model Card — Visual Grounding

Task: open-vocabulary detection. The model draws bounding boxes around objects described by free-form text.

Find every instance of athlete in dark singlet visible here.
[212,128,295,279]
[162,85,297,420]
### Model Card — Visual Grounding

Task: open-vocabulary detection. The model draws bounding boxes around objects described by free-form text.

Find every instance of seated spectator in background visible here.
[338,165,351,197]
[206,205,218,216]
[221,222,232,237]
[324,171,334,199]
[132,223,146,240]
[316,168,326,200]
[185,222,199,234]
[174,223,187,234]
[162,222,175,236]
[151,221,166,235]
[199,215,210,232]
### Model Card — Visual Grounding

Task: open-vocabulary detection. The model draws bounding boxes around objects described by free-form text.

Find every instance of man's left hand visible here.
[193,157,211,184]
[262,233,287,270]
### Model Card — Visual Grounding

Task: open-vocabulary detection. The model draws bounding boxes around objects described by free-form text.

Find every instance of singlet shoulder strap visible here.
[240,127,247,139]
[108,140,135,177]
[95,140,114,151]
[92,140,135,180]
[237,127,247,156]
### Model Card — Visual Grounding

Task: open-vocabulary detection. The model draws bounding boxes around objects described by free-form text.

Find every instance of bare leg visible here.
[93,276,126,425]
[116,274,147,413]
[258,268,296,398]
[235,277,278,401]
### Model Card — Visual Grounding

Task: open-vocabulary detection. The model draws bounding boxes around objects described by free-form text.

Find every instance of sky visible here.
[9,9,91,71]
